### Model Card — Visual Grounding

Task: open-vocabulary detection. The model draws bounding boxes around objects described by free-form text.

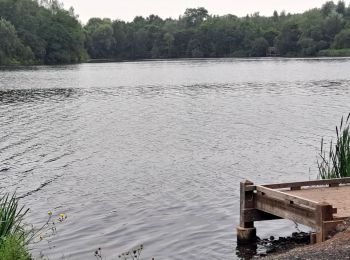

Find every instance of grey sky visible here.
[61,0,343,24]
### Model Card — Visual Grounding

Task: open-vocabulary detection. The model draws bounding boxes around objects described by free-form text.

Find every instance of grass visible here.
[0,234,30,260]
[318,113,350,179]
[0,193,30,260]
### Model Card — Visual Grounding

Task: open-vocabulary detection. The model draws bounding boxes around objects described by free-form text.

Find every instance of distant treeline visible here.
[1,0,350,65]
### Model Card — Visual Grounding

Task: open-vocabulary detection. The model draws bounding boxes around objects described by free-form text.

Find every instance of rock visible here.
[278,237,286,242]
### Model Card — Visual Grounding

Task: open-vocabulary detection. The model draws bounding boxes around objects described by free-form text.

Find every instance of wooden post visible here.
[237,180,256,244]
[310,232,317,244]
[315,202,334,243]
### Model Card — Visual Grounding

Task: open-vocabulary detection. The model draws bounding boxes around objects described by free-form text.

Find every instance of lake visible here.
[1,58,350,259]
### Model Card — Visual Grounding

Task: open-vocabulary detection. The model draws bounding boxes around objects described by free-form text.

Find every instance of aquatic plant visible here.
[94,244,144,260]
[0,192,69,259]
[118,244,143,260]
[318,113,350,179]
[0,193,30,259]
[0,234,30,260]
[0,193,28,244]
[26,210,67,245]
[94,247,102,259]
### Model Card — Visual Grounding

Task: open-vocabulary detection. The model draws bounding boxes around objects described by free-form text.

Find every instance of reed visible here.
[0,193,29,244]
[318,113,350,179]
[0,234,30,260]
[0,193,30,260]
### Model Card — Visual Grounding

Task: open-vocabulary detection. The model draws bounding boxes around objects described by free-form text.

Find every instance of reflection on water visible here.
[0,88,78,104]
[236,243,258,260]
[1,58,350,259]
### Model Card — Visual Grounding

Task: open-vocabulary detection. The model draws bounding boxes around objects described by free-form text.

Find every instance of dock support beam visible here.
[237,180,257,244]
[315,203,339,243]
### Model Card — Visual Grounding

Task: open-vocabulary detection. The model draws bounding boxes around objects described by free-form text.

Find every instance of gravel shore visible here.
[264,229,350,260]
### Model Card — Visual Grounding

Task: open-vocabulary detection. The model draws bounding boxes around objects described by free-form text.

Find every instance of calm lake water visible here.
[1,58,350,259]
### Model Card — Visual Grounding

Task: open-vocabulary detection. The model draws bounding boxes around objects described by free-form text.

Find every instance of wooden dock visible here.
[237,178,350,244]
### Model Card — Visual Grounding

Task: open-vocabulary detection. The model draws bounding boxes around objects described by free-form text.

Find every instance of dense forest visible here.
[0,0,86,65]
[1,0,350,65]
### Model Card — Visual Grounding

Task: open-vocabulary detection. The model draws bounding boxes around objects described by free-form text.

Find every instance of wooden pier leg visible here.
[237,180,256,244]
[310,232,317,244]
[315,203,334,243]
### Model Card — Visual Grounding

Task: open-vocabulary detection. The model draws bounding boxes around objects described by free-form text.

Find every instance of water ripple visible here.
[1,59,350,259]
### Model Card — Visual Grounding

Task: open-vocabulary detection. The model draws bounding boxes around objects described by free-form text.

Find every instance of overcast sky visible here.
[61,0,345,24]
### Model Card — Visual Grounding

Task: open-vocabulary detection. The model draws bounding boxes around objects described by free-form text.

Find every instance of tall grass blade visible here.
[318,114,350,179]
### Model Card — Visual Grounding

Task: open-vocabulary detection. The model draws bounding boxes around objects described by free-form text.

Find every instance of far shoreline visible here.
[1,55,350,68]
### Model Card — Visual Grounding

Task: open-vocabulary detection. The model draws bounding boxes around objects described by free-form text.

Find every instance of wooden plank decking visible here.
[286,186,350,218]
[237,178,350,245]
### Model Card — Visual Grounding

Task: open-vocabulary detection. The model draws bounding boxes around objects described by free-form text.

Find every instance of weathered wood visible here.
[240,180,255,228]
[242,208,281,222]
[256,186,319,208]
[238,178,350,245]
[237,226,257,244]
[315,203,334,243]
[310,232,317,244]
[262,177,350,189]
[237,180,257,243]
[255,191,318,228]
[244,185,256,192]
[322,219,346,241]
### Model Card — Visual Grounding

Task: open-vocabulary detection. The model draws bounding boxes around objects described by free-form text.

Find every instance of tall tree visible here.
[0,18,33,65]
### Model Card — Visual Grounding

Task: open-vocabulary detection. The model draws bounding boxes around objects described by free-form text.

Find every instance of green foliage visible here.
[0,0,86,65]
[0,194,70,260]
[84,1,350,60]
[0,193,28,244]
[251,37,269,56]
[336,1,346,15]
[85,18,116,59]
[0,194,30,260]
[0,234,30,260]
[41,8,86,64]
[318,114,350,179]
[333,29,350,48]
[318,48,350,56]
[275,22,301,55]
[182,7,209,27]
[0,19,34,65]
[322,1,336,16]
[2,0,350,64]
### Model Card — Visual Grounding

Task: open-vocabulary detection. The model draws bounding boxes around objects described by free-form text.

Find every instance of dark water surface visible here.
[1,58,350,259]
